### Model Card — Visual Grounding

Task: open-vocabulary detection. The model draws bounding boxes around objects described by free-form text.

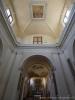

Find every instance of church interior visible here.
[0,0,75,100]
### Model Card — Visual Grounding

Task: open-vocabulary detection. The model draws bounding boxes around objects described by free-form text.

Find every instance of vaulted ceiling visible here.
[3,0,73,44]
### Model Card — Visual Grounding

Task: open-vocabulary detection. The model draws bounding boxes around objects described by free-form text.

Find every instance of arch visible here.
[17,55,57,100]
[0,38,3,58]
[73,40,75,60]
[21,55,54,77]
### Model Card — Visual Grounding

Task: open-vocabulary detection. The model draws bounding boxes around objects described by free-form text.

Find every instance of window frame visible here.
[33,36,42,44]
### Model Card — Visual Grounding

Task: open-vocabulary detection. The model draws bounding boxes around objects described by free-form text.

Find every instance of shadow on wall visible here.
[0,38,3,58]
[73,40,75,60]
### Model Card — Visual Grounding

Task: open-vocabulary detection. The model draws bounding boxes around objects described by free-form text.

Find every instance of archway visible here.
[17,55,57,100]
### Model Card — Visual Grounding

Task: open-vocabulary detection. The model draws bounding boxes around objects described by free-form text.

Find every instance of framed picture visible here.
[32,5,44,18]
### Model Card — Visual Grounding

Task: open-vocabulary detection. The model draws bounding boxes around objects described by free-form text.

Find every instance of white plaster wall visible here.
[60,19,75,97]
[51,54,69,97]
[60,53,75,96]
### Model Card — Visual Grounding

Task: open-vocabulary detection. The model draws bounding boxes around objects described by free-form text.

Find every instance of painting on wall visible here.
[32,5,44,18]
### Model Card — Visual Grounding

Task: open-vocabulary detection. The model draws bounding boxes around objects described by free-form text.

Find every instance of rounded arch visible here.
[21,55,54,77]
[0,38,3,58]
[73,40,75,60]
[22,55,53,67]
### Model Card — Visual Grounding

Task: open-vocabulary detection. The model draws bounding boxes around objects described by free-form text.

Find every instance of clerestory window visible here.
[5,8,13,24]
